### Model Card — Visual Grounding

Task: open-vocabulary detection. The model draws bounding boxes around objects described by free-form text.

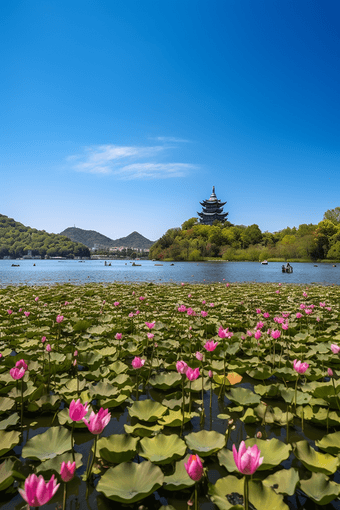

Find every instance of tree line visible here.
[0,214,90,259]
[149,207,340,262]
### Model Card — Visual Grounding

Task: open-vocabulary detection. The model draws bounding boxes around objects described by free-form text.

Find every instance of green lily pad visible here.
[22,426,72,461]
[36,451,83,475]
[255,404,294,426]
[140,434,187,464]
[294,440,339,475]
[209,475,289,510]
[124,422,164,437]
[88,381,118,398]
[316,430,340,454]
[0,398,15,414]
[164,454,196,490]
[240,408,259,423]
[158,409,198,427]
[0,457,25,491]
[97,434,139,464]
[226,387,261,406]
[129,400,167,422]
[300,472,340,505]
[149,372,182,390]
[0,413,19,430]
[185,430,226,456]
[263,468,299,496]
[96,461,164,503]
[0,430,21,456]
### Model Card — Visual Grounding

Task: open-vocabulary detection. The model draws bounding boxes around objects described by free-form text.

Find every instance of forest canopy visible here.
[0,214,90,259]
[149,208,340,262]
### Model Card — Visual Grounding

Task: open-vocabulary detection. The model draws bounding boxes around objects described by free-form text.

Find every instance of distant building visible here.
[198,186,228,225]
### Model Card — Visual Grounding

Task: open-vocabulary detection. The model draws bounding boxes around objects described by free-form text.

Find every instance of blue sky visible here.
[1,0,339,242]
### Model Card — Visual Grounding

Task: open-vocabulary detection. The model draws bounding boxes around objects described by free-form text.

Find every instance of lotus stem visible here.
[286,404,289,443]
[332,377,340,411]
[136,372,139,401]
[294,375,299,413]
[181,374,185,436]
[62,482,67,510]
[71,421,75,462]
[21,377,24,435]
[86,434,97,481]
[244,475,249,510]
[195,481,198,510]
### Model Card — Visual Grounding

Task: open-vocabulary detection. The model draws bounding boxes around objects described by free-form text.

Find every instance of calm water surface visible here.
[0,259,339,287]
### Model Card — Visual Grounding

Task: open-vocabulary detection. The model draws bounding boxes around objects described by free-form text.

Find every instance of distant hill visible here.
[59,227,155,250]
[0,214,90,259]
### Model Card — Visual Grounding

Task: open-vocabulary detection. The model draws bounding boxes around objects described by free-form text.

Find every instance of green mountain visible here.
[0,214,90,259]
[59,227,154,250]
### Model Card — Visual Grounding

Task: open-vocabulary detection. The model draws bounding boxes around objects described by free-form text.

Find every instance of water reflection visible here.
[1,259,339,287]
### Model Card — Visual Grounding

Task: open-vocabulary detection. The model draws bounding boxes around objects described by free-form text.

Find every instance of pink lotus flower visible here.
[74,350,78,357]
[246,330,253,337]
[184,454,203,481]
[331,344,340,354]
[195,351,203,361]
[178,305,187,312]
[24,311,30,317]
[256,308,261,314]
[56,315,64,323]
[208,370,213,378]
[139,296,145,301]
[181,282,184,286]
[271,330,281,339]
[131,357,145,369]
[69,399,89,422]
[83,408,111,434]
[135,310,140,315]
[210,303,214,307]
[303,292,308,298]
[10,367,26,380]
[7,309,12,315]
[305,309,313,315]
[19,308,22,312]
[263,312,270,318]
[145,321,155,329]
[176,360,188,374]
[64,301,69,306]
[275,290,280,294]
[232,441,264,475]
[35,297,39,302]
[218,326,229,338]
[320,302,326,307]
[256,321,264,330]
[326,307,332,312]
[204,340,218,352]
[282,322,289,330]
[201,310,208,317]
[328,368,334,377]
[115,333,122,340]
[187,307,196,316]
[128,312,134,318]
[293,359,309,374]
[188,294,192,298]
[19,473,60,507]
[300,303,306,309]
[46,344,51,352]
[226,283,230,287]
[114,301,119,306]
[41,336,46,343]
[60,461,76,482]
[202,300,206,305]
[16,359,28,371]
[296,312,303,319]
[186,367,200,381]
[254,330,262,340]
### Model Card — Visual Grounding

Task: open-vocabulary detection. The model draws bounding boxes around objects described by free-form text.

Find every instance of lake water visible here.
[0,259,339,287]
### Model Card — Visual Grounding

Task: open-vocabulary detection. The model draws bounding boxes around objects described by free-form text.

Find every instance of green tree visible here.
[324,207,340,225]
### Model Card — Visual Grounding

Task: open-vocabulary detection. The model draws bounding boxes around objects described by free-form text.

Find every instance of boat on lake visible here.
[282,263,293,273]
[261,260,268,265]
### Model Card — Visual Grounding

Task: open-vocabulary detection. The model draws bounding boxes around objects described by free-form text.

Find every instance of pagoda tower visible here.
[197,186,228,225]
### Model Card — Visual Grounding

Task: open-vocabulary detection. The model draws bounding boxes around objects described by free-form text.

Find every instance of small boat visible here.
[261,260,268,265]
[132,262,141,266]
[11,264,20,267]
[282,263,293,273]
[154,264,163,266]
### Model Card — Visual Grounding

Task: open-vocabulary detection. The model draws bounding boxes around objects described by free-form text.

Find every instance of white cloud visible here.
[68,142,197,179]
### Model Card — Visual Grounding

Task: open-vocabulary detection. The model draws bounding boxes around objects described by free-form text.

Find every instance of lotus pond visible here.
[1,281,340,509]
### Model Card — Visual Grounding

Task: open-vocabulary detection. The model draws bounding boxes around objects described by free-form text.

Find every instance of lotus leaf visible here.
[262,468,299,496]
[149,372,182,390]
[0,413,19,430]
[164,454,196,490]
[124,422,164,437]
[88,381,118,398]
[240,408,258,423]
[36,451,83,475]
[0,457,25,491]
[185,430,226,456]
[110,361,128,375]
[22,426,72,461]
[294,440,339,475]
[226,387,261,406]
[0,430,21,456]
[62,378,87,394]
[97,434,139,464]
[140,433,186,464]
[316,430,340,454]
[246,366,272,380]
[129,400,167,422]
[85,366,110,381]
[253,384,280,398]
[99,393,129,408]
[209,475,289,510]
[158,409,198,427]
[96,460,164,503]
[300,472,340,505]
[280,388,311,405]
[110,373,131,388]
[311,407,340,427]
[96,346,116,357]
